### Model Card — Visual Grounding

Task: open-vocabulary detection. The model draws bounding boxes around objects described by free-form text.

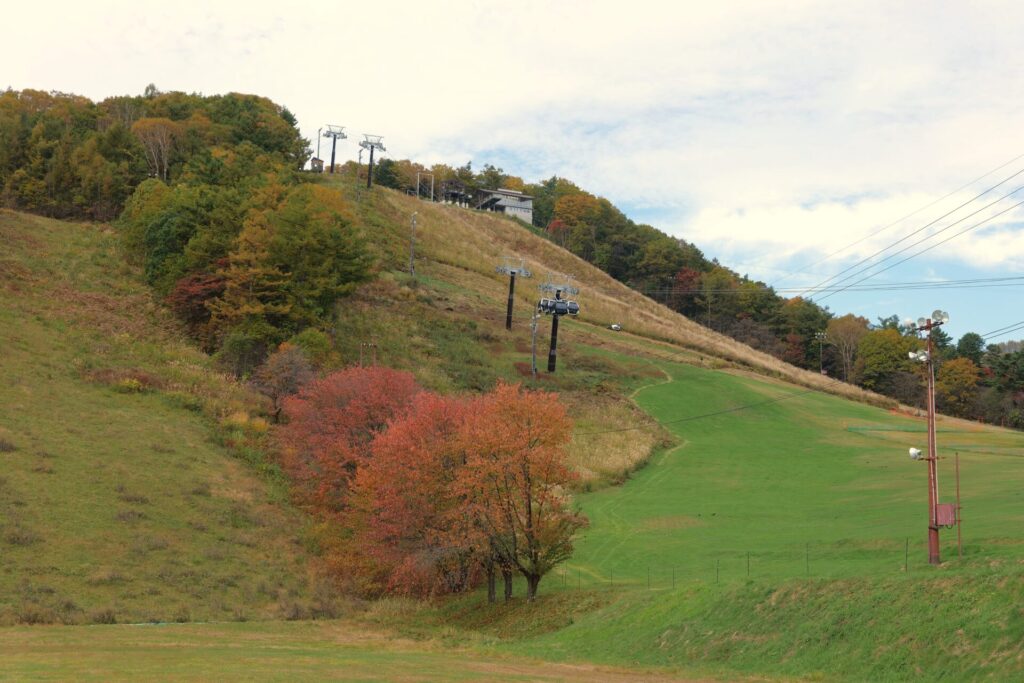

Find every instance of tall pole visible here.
[409,213,417,277]
[547,290,561,373]
[506,272,516,330]
[531,307,539,379]
[955,451,963,559]
[329,135,338,174]
[367,145,375,189]
[316,127,322,163]
[926,324,941,565]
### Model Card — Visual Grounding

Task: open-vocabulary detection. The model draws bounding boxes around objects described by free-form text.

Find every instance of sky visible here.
[5,0,1024,341]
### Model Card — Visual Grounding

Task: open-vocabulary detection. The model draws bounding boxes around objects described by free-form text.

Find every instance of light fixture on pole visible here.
[323,125,346,174]
[907,309,958,565]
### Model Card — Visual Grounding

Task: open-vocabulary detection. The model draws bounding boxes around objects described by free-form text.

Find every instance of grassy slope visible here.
[0,210,321,625]
[493,360,1024,681]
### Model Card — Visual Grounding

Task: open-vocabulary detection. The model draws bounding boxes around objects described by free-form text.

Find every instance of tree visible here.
[457,383,587,601]
[251,343,315,422]
[277,366,420,512]
[956,332,985,366]
[131,117,179,180]
[351,393,477,596]
[827,314,870,381]
[936,358,980,418]
[854,328,919,394]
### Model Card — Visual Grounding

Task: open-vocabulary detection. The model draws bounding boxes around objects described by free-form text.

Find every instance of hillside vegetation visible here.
[0,209,328,625]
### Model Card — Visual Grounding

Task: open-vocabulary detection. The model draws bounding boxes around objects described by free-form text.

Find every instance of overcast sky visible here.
[6,0,1024,339]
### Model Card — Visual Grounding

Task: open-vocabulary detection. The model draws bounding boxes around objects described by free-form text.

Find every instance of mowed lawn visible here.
[561,361,1024,587]
[0,620,706,683]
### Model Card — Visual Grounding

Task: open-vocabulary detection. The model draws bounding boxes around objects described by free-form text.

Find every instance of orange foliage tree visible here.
[457,382,587,601]
[350,393,481,596]
[277,366,420,512]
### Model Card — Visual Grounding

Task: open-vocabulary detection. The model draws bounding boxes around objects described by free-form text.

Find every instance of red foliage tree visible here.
[350,393,481,596]
[165,269,226,348]
[277,366,420,512]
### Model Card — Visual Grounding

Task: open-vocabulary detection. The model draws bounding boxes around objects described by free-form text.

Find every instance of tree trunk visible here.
[486,562,496,603]
[502,567,513,602]
[526,573,541,601]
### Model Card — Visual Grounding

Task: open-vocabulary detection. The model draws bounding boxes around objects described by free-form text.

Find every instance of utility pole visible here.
[409,212,417,278]
[359,134,386,189]
[907,309,953,565]
[323,125,346,174]
[495,257,532,330]
[316,126,322,165]
[538,276,580,373]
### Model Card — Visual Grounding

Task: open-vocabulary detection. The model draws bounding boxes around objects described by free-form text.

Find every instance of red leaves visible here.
[275,372,585,599]
[277,366,419,512]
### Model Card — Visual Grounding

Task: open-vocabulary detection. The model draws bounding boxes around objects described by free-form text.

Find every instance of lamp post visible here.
[907,309,950,565]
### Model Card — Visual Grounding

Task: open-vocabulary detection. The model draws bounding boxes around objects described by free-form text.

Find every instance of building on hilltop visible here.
[475,188,533,224]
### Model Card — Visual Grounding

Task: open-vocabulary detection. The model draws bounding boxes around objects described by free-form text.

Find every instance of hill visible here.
[0,209,328,625]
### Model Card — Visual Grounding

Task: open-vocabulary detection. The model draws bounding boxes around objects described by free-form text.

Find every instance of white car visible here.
[610,324,622,331]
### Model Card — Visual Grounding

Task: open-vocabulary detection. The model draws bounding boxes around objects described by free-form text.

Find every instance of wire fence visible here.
[550,537,1024,592]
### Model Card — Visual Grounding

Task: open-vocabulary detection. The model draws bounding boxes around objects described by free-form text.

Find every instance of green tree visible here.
[936,357,980,417]
[854,328,919,393]
[955,332,985,366]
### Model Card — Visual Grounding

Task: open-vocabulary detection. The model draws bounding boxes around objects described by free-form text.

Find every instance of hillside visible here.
[323,174,888,406]
[0,209,326,625]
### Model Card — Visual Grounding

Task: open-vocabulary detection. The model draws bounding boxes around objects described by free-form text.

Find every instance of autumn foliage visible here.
[276,367,585,600]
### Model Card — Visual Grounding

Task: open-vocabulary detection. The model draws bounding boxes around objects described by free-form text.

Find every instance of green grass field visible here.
[560,360,1024,587]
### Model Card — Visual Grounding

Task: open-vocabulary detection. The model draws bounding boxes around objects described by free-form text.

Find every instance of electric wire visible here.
[980,319,1024,339]
[773,151,1024,288]
[982,321,1024,341]
[816,197,1024,302]
[632,275,1024,296]
[796,166,1024,298]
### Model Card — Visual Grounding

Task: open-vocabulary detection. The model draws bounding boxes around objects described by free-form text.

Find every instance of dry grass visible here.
[362,186,892,408]
[562,392,669,488]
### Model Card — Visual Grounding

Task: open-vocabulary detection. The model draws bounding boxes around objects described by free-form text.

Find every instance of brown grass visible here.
[365,186,893,408]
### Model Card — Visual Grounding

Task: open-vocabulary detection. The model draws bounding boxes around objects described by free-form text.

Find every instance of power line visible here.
[980,320,1024,341]
[817,197,1024,302]
[796,166,1024,298]
[773,151,1024,287]
[633,275,1024,296]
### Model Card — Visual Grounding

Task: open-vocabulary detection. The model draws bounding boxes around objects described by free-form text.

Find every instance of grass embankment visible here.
[0,210,324,625]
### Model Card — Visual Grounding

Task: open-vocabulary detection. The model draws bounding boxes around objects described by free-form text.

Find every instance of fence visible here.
[548,536,1023,593]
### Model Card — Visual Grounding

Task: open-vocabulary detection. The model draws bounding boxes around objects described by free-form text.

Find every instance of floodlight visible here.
[903,318,915,329]
[934,310,950,324]
[909,447,922,460]
[566,301,580,316]
[909,351,917,360]
[917,317,927,328]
